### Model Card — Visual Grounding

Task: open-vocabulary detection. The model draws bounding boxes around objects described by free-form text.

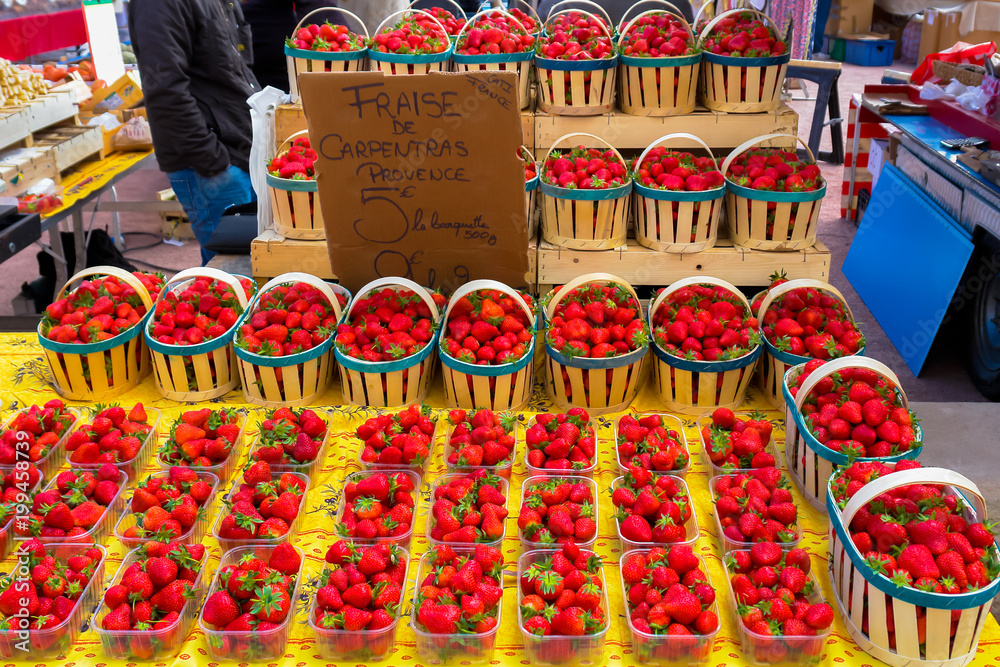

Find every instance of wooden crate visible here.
[0,146,57,198]
[24,92,78,133]
[536,237,830,292]
[32,124,103,173]
[0,107,31,151]
[155,188,193,240]
[534,103,799,155]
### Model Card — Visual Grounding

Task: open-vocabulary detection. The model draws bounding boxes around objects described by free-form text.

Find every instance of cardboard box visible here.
[921,2,1000,61]
[919,8,943,62]
[868,138,889,186]
[80,70,143,113]
[827,0,875,37]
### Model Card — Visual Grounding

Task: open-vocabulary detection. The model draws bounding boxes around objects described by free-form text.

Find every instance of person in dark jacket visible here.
[128,0,260,265]
[241,0,335,92]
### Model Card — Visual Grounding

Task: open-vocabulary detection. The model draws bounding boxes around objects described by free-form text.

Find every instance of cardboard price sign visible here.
[298,70,529,293]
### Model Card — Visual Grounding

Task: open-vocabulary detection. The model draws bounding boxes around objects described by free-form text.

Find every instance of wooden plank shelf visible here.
[32,124,103,175]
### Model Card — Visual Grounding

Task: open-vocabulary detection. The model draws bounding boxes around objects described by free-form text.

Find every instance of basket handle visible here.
[159,268,251,309]
[755,278,855,324]
[542,8,612,39]
[634,133,720,177]
[57,266,153,309]
[276,129,312,157]
[406,0,468,21]
[456,7,530,42]
[617,3,689,38]
[253,272,344,322]
[839,467,988,533]
[374,8,450,40]
[293,7,370,39]
[649,276,750,325]
[721,133,816,180]
[544,273,640,320]
[698,8,781,47]
[792,356,905,412]
[545,0,613,29]
[350,276,440,321]
[519,144,536,169]
[541,133,627,178]
[443,279,534,323]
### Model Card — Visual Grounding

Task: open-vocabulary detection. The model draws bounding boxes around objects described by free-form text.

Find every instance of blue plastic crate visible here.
[845,38,895,67]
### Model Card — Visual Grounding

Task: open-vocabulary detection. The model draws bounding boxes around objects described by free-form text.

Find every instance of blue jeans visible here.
[167,165,256,265]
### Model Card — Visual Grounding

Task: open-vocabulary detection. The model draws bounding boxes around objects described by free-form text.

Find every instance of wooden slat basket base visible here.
[339,355,436,408]
[371,60,447,75]
[652,359,756,415]
[726,194,821,251]
[537,66,616,115]
[545,355,646,416]
[270,185,324,240]
[619,62,699,117]
[441,363,534,411]
[43,339,150,401]
[635,195,720,252]
[541,191,630,250]
[150,346,241,402]
[236,351,334,407]
[701,61,787,112]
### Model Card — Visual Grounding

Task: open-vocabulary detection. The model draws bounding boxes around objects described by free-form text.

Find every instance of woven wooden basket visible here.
[285,7,368,102]
[722,133,824,251]
[39,266,153,401]
[633,132,724,252]
[540,132,632,250]
[536,8,617,115]
[369,9,453,75]
[617,7,700,116]
[269,130,324,240]
[451,8,534,109]
[146,268,252,402]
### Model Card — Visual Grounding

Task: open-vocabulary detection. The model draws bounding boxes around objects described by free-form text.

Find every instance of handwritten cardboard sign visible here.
[298,70,529,293]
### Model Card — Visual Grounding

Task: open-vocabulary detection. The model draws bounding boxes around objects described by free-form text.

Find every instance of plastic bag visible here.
[247,86,288,236]
[920,82,950,99]
[911,41,996,85]
[944,79,970,97]
[957,86,990,111]
[113,116,152,150]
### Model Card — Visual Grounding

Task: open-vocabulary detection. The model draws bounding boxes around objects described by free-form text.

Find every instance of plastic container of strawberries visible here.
[441,419,520,480]
[410,548,503,665]
[618,549,721,665]
[613,413,692,476]
[198,544,304,661]
[721,550,831,665]
[523,415,598,478]
[210,470,311,553]
[611,474,700,551]
[517,548,610,667]
[708,474,802,553]
[33,469,130,545]
[518,475,599,552]
[247,408,334,485]
[355,411,441,479]
[425,473,509,549]
[334,469,421,548]
[0,406,81,479]
[0,471,43,562]
[695,411,782,476]
[93,544,209,660]
[64,407,162,480]
[112,470,221,549]
[0,542,107,659]
[309,546,412,661]
[155,409,250,485]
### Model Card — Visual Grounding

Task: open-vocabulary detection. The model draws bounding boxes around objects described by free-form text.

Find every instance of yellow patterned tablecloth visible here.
[0,332,998,667]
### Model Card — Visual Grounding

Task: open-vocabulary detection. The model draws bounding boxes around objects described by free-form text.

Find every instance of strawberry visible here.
[157,408,242,469]
[616,413,689,473]
[338,470,417,543]
[249,407,328,467]
[524,411,596,473]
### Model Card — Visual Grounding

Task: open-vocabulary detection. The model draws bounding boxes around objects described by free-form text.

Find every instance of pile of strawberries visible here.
[0,399,76,465]
[66,403,153,465]
[652,283,759,362]
[547,281,647,365]
[700,408,776,471]
[753,282,863,359]
[518,477,597,546]
[216,462,306,541]
[336,286,443,363]
[414,544,503,644]
[522,146,538,182]
[634,149,724,193]
[287,22,366,53]
[149,275,257,346]
[157,408,242,469]
[251,407,328,466]
[17,466,121,539]
[336,471,417,543]
[830,460,998,596]
[237,280,344,358]
[702,12,787,57]
[519,542,607,643]
[440,287,534,366]
[726,546,832,660]
[727,148,824,194]
[445,409,518,472]
[614,466,693,545]
[455,10,535,55]
[536,11,613,60]
[617,414,689,472]
[41,271,164,345]
[370,14,450,55]
[712,467,800,547]
[0,539,103,651]
[793,361,921,458]
[429,471,508,544]
[426,6,466,36]
[0,465,42,529]
[99,542,206,645]
[525,410,596,473]
[201,543,301,633]
[121,467,216,542]
[542,146,629,191]
[267,136,317,181]
[619,12,696,57]
[314,541,406,649]
[621,546,719,646]
[357,406,437,470]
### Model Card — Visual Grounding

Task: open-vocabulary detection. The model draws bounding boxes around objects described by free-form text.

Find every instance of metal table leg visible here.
[72,209,86,270]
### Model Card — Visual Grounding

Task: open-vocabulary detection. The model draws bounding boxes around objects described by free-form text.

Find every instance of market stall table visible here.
[1,332,999,666]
